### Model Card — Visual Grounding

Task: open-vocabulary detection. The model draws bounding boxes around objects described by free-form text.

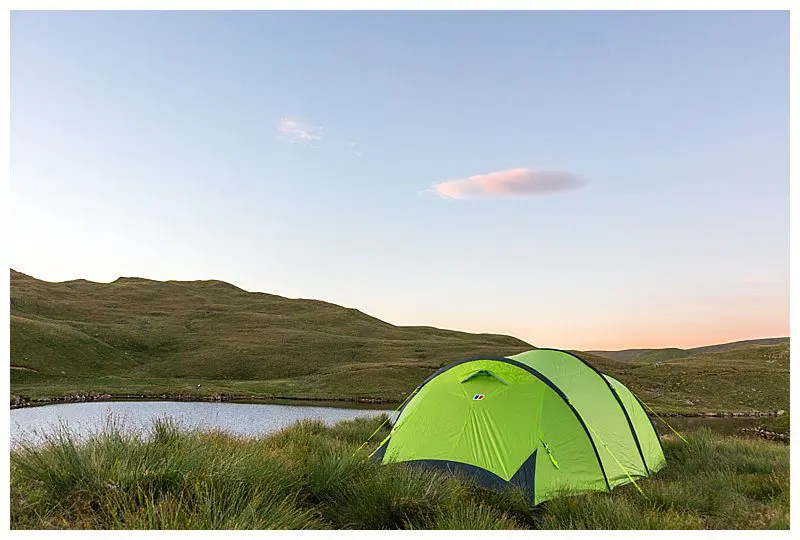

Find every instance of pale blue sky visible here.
[11,11,789,349]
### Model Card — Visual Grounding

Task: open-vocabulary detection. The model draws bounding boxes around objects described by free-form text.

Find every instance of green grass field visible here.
[10,416,789,530]
[10,270,790,414]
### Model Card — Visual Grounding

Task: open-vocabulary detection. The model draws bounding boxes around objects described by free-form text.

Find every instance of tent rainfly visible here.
[373,349,666,504]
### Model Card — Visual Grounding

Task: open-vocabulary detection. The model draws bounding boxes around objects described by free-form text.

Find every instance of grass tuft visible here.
[11,417,789,530]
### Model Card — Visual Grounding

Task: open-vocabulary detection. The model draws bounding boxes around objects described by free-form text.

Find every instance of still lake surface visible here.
[10,400,393,447]
[9,400,767,448]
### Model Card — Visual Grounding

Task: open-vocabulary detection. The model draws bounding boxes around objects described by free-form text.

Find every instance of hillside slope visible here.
[590,337,789,363]
[10,270,789,412]
[10,269,532,401]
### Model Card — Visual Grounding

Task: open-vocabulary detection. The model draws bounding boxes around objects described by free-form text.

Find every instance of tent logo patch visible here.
[472,394,485,401]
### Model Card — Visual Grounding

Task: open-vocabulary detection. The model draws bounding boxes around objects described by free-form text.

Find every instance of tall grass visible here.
[11,416,789,530]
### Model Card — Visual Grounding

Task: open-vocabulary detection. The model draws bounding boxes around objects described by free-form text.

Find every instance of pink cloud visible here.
[430,168,587,199]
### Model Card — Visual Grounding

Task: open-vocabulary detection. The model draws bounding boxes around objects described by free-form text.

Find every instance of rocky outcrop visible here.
[10,395,29,408]
[10,392,115,409]
[739,427,789,442]
[656,410,784,418]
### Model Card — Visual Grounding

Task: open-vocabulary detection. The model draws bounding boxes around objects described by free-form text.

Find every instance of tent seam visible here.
[391,355,612,493]
[537,348,652,476]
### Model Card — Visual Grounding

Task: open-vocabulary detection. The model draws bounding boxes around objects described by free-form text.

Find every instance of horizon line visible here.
[9,267,788,354]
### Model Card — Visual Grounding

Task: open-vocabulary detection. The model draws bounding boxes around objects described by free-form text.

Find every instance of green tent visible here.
[373,349,665,504]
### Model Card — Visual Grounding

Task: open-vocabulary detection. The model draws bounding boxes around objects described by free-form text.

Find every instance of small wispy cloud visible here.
[429,168,587,200]
[276,116,364,157]
[349,142,363,157]
[277,117,324,145]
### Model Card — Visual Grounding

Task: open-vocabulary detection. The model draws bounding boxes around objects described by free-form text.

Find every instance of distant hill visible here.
[589,337,789,363]
[10,269,789,412]
[597,343,790,413]
[584,339,790,411]
[586,348,657,362]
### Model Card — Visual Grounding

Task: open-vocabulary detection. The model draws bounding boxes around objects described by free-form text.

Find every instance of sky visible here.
[10,11,789,350]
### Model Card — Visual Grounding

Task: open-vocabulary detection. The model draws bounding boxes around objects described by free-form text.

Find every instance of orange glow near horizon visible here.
[379,297,789,352]
[559,325,790,352]
[533,320,788,352]
[10,266,789,353]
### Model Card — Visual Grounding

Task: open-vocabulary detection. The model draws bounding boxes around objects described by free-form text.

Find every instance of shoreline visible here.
[9,392,786,418]
[10,392,397,410]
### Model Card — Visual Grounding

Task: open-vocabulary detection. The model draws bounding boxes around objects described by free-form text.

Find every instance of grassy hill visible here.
[10,269,532,402]
[590,337,789,363]
[10,270,790,413]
